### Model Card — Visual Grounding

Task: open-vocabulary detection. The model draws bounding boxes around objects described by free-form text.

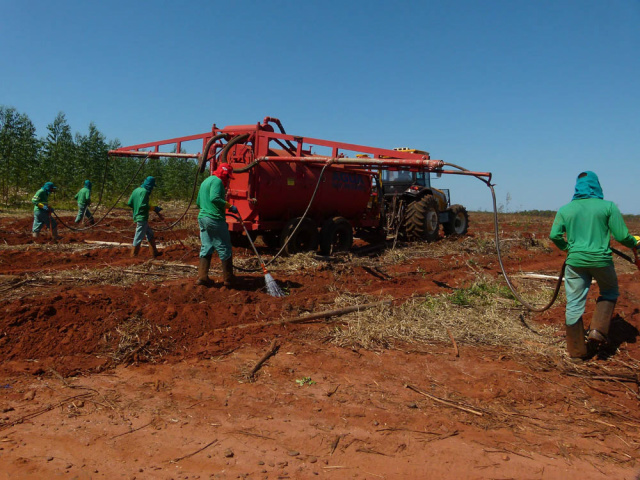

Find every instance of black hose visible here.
[270,118,297,153]
[225,161,332,273]
[155,133,229,232]
[199,133,229,173]
[53,154,150,232]
[443,162,564,312]
[219,134,250,165]
[50,148,111,230]
[90,151,111,216]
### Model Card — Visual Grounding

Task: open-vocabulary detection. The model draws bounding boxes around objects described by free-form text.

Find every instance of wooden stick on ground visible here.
[249,339,280,379]
[213,300,392,333]
[84,240,130,246]
[110,420,154,440]
[150,261,197,270]
[405,384,484,417]
[170,439,218,463]
[446,328,459,357]
[122,270,181,277]
[0,393,95,432]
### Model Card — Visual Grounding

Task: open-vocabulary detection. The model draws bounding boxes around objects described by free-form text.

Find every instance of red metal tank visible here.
[249,162,371,220]
[225,156,375,232]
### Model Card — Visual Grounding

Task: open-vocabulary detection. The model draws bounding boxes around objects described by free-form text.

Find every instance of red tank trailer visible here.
[110,117,491,254]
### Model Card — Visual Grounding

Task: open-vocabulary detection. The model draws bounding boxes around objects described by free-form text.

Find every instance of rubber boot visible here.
[51,227,61,242]
[131,244,141,257]
[221,257,235,287]
[195,256,213,286]
[565,317,588,362]
[587,300,616,345]
[148,238,162,258]
[32,231,39,239]
[88,217,95,225]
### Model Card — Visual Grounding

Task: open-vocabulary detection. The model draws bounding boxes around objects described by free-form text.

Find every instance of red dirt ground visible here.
[0,209,639,479]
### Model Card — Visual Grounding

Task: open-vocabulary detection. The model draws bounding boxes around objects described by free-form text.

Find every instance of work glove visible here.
[37,203,44,209]
[42,205,50,212]
[228,205,239,214]
[635,235,640,247]
[153,206,163,214]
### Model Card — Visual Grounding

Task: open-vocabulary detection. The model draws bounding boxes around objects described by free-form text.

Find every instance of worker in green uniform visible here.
[74,180,95,224]
[31,181,60,240]
[127,176,163,258]
[195,163,237,286]
[549,171,640,361]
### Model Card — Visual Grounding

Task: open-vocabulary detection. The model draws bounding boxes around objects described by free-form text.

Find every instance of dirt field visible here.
[1,209,639,480]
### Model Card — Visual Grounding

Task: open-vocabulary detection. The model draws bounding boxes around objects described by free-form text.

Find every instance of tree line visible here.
[0,105,202,208]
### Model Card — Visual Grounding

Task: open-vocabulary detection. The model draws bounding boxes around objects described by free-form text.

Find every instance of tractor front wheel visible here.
[443,204,469,236]
[404,195,440,242]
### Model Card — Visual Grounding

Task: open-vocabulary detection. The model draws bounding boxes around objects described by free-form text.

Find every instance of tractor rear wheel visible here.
[443,204,469,236]
[319,217,353,255]
[280,217,319,255]
[404,195,440,242]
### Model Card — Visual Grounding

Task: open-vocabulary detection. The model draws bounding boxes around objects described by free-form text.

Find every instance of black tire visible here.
[404,195,440,242]
[319,217,353,255]
[280,217,319,255]
[260,232,280,249]
[229,231,247,247]
[443,204,469,236]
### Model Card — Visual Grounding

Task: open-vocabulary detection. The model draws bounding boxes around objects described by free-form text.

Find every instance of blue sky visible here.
[2,0,639,213]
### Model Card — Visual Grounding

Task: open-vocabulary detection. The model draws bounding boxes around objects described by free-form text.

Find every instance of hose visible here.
[443,162,564,312]
[199,134,227,173]
[57,133,231,234]
[88,151,111,216]
[155,133,229,231]
[264,117,297,153]
[219,134,250,166]
[53,154,150,232]
[228,160,333,273]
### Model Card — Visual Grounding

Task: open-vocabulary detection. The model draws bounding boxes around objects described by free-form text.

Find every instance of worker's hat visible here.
[214,163,235,179]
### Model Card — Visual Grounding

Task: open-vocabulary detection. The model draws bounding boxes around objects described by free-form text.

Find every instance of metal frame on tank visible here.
[109,117,491,235]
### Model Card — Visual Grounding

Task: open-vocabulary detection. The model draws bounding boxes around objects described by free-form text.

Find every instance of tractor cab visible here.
[381,168,429,194]
[380,148,432,196]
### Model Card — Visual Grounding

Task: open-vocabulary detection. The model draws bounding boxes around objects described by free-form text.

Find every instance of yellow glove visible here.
[225,202,232,209]
[37,203,44,209]
[634,235,640,247]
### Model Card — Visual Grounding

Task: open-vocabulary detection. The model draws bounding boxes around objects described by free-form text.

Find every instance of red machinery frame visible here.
[109,117,491,233]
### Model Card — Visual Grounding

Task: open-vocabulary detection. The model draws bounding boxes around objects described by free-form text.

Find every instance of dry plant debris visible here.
[106,315,174,365]
[328,275,559,356]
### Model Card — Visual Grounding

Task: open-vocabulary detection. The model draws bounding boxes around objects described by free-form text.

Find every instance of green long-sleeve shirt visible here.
[196,175,227,220]
[74,187,91,206]
[127,186,151,222]
[549,198,637,268]
[31,188,49,213]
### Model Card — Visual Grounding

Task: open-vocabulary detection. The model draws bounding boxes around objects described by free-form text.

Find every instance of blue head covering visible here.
[43,182,57,193]
[142,176,156,192]
[572,171,603,200]
[84,179,92,190]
